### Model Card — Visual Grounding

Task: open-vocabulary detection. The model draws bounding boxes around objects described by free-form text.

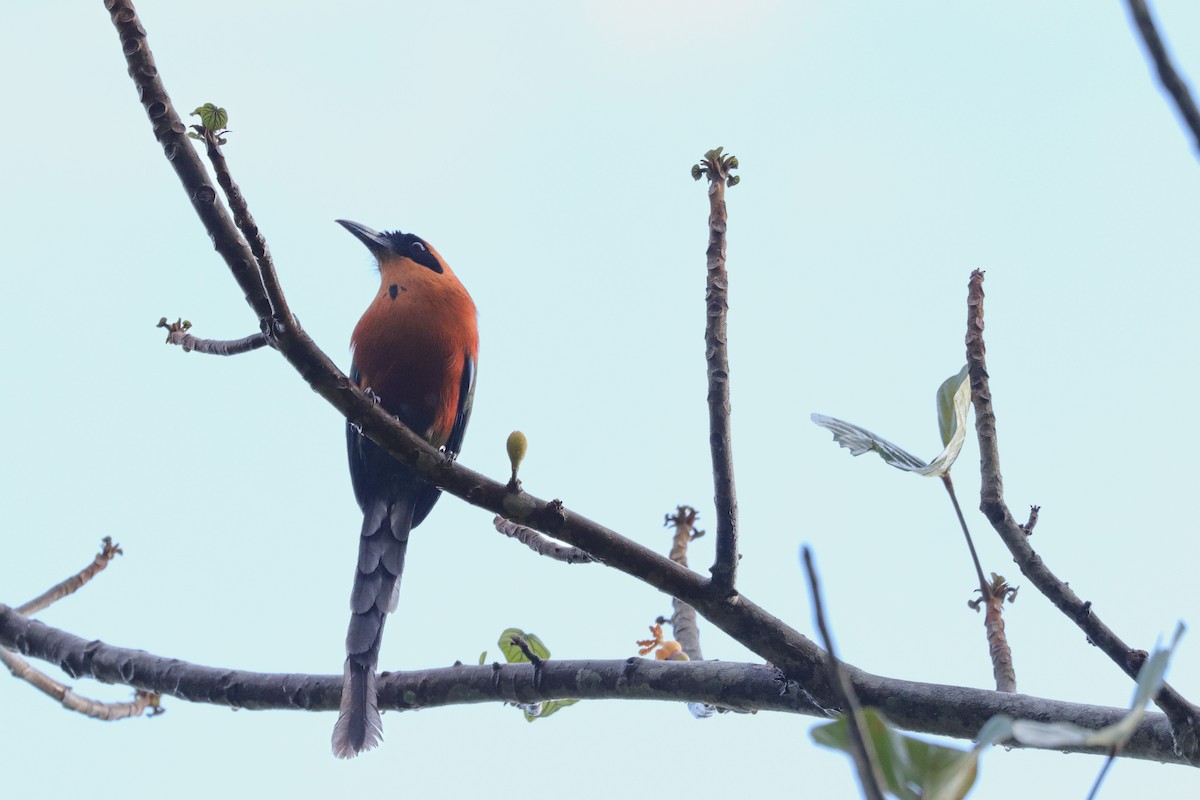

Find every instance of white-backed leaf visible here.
[937,365,971,446]
[810,414,928,472]
[913,367,971,477]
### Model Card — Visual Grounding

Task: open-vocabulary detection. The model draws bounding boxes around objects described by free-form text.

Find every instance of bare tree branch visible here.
[1125,0,1200,155]
[964,269,1200,762]
[663,505,704,661]
[1,605,1189,765]
[16,537,123,617]
[943,473,1017,693]
[695,149,741,593]
[157,318,268,356]
[0,647,158,721]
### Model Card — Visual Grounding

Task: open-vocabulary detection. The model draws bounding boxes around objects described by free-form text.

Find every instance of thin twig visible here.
[944,473,1017,692]
[16,537,123,617]
[1086,753,1117,800]
[492,516,597,564]
[508,635,543,667]
[5,537,160,720]
[942,474,989,593]
[1020,505,1040,535]
[0,648,159,720]
[157,318,268,356]
[803,548,887,800]
[200,132,294,330]
[695,148,741,594]
[965,269,1200,760]
[1,604,1188,763]
[1125,0,1200,155]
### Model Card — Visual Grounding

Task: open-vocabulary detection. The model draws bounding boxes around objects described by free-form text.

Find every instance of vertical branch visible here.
[664,506,705,660]
[694,148,741,594]
[942,474,1017,692]
[1125,0,1200,155]
[982,577,1017,693]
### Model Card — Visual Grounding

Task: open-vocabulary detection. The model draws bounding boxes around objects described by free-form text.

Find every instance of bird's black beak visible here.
[336,219,391,256]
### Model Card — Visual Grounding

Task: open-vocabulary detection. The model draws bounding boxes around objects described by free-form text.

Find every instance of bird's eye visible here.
[412,241,427,253]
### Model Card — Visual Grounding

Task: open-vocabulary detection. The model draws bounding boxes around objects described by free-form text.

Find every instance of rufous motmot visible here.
[331,219,478,758]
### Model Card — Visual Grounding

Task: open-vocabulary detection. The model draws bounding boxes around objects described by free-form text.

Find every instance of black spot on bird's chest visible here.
[389,284,405,300]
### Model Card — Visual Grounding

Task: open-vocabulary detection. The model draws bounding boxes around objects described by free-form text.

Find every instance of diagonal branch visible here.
[0,605,1189,765]
[1125,0,1200,156]
[16,536,123,617]
[198,129,294,327]
[965,269,1200,763]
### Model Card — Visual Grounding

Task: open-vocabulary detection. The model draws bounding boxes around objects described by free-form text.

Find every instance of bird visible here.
[331,219,478,758]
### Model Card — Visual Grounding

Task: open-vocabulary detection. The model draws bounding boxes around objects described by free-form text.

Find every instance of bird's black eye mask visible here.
[382,231,444,274]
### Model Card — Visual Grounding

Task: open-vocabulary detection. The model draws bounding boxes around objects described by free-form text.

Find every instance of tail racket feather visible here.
[331,493,413,758]
[332,661,381,758]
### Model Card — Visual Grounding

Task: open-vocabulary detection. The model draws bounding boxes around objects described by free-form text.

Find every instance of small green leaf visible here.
[691,164,703,181]
[478,651,487,665]
[727,175,740,187]
[190,103,228,132]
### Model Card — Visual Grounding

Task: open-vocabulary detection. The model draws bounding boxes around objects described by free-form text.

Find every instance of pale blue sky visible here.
[3,1,1199,797]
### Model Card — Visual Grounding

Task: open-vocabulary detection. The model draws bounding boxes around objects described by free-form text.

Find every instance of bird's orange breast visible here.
[350,260,477,447]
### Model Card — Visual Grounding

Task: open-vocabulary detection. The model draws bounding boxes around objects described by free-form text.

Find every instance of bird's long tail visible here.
[331,492,414,758]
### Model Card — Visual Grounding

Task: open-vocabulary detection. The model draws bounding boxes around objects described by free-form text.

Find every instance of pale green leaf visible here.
[920,367,971,477]
[812,366,972,479]
[812,708,980,800]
